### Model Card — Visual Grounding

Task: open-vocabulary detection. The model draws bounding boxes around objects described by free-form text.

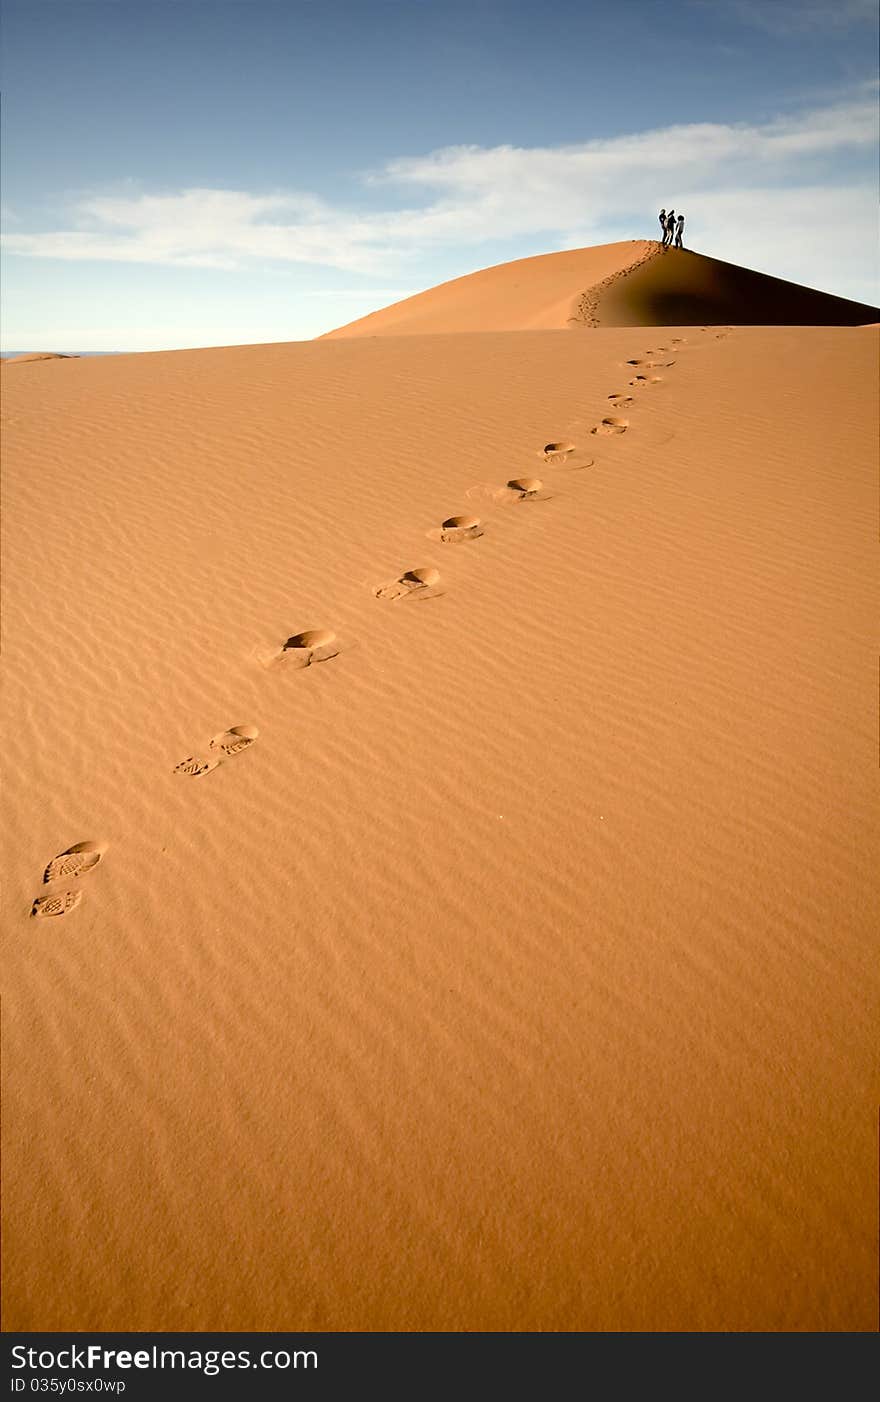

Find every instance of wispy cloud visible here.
[3,94,877,298]
[2,188,380,272]
[716,0,878,35]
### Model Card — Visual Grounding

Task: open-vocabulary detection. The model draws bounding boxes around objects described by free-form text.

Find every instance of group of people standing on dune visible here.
[659,208,685,248]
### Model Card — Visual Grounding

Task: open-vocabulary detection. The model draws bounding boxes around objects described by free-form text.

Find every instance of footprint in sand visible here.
[31,890,84,919]
[506,476,545,500]
[592,416,629,436]
[175,723,259,774]
[256,629,343,670]
[629,374,662,388]
[280,629,340,666]
[210,724,260,757]
[607,393,634,409]
[374,567,443,602]
[466,476,552,507]
[173,755,221,777]
[42,841,105,885]
[437,515,483,543]
[541,441,576,465]
[33,839,108,918]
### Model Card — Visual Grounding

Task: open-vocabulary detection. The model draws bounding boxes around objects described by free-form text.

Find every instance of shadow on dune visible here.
[596,247,878,327]
[320,240,878,337]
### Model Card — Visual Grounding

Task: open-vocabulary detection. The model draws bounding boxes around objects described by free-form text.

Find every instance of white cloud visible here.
[2,93,877,305]
[558,184,878,302]
[719,0,878,34]
[3,188,389,272]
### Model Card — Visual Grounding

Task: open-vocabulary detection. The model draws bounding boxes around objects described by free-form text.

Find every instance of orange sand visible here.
[324,240,879,336]
[2,247,878,1332]
[2,352,78,364]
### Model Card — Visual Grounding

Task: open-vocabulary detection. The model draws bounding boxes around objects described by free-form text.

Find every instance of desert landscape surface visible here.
[2,242,878,1331]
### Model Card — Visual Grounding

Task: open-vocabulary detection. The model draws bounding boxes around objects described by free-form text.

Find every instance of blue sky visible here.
[2,0,878,350]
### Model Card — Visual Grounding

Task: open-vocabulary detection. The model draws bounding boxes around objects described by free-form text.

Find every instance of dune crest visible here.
[321,241,656,336]
[322,242,878,337]
[2,352,79,364]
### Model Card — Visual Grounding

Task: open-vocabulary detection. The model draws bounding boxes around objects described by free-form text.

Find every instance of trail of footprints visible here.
[34,327,730,916]
[569,243,662,328]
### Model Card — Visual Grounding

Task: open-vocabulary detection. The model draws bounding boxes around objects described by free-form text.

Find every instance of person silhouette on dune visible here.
[664,209,675,248]
[659,207,668,244]
[674,212,685,248]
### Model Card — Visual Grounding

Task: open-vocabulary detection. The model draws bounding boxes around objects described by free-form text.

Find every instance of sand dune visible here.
[323,241,878,337]
[2,352,79,363]
[1,269,878,1331]
[321,241,658,336]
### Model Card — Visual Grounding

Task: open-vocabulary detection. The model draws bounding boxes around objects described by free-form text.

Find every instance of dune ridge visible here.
[2,352,79,364]
[323,242,879,337]
[1,295,878,1330]
[321,241,657,337]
